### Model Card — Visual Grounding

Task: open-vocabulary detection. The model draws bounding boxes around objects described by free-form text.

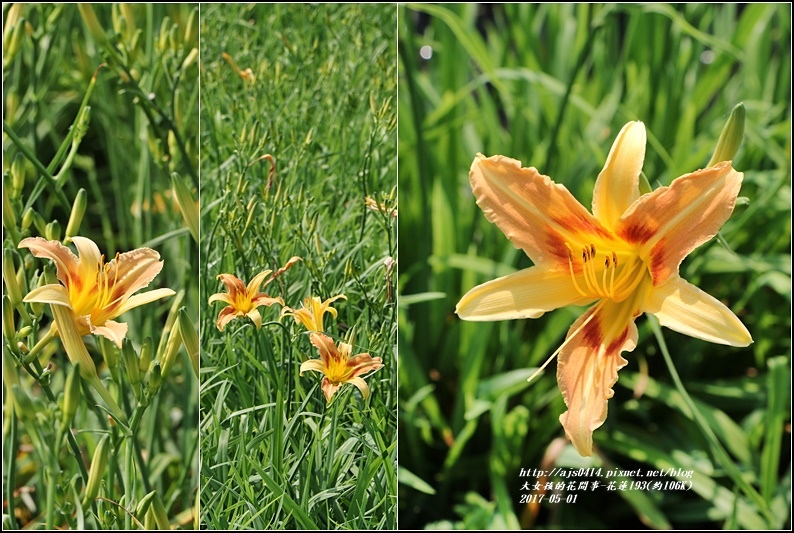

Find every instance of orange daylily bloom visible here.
[209,257,301,331]
[365,196,398,218]
[281,294,347,332]
[19,236,175,348]
[300,332,384,402]
[456,121,752,457]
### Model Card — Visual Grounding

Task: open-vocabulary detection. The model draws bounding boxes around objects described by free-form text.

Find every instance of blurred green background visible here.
[398,3,790,529]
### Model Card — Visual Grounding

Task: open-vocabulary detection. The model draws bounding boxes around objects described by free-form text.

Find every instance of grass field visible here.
[3,3,199,529]
[398,3,790,529]
[198,4,397,529]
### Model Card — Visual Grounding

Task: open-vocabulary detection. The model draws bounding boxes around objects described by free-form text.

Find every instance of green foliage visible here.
[398,3,790,529]
[199,4,397,529]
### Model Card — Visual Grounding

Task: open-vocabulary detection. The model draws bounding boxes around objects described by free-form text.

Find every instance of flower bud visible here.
[45,220,61,242]
[83,435,111,505]
[149,491,170,530]
[122,339,141,401]
[119,4,137,41]
[78,4,108,47]
[184,8,198,49]
[157,16,171,53]
[708,103,745,167]
[171,173,198,242]
[3,4,24,46]
[62,362,82,428]
[3,297,16,343]
[3,250,23,306]
[2,179,18,234]
[159,321,182,382]
[147,361,163,395]
[139,336,153,375]
[181,47,198,72]
[178,308,198,378]
[11,153,26,197]
[3,17,26,68]
[64,189,88,244]
[17,325,32,338]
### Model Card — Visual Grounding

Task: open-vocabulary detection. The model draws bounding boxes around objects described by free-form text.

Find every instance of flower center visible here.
[565,242,647,302]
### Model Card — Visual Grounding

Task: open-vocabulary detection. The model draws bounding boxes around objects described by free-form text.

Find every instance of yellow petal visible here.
[106,247,164,302]
[300,359,327,376]
[71,236,102,282]
[310,332,337,368]
[208,292,234,306]
[251,294,284,308]
[557,298,638,456]
[591,121,646,230]
[347,354,384,378]
[115,288,175,316]
[643,276,752,347]
[246,269,273,297]
[18,237,79,288]
[469,154,615,268]
[217,274,246,298]
[23,284,72,307]
[322,377,340,402]
[216,306,238,331]
[246,308,263,329]
[616,161,742,285]
[457,267,594,321]
[347,376,371,399]
[90,319,128,348]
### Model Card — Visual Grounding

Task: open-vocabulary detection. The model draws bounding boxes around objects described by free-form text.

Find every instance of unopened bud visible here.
[45,220,61,242]
[177,308,198,379]
[139,336,153,375]
[708,103,745,167]
[3,297,16,342]
[3,180,17,232]
[159,321,183,381]
[11,153,26,196]
[184,8,198,49]
[3,250,23,306]
[78,4,108,47]
[181,47,198,72]
[157,16,170,53]
[147,362,163,394]
[171,173,198,242]
[64,189,88,243]
[3,17,26,67]
[3,4,24,46]
[83,435,111,505]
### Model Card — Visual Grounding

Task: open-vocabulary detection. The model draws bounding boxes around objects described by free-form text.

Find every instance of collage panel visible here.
[3,3,199,530]
[397,3,790,530]
[198,3,397,530]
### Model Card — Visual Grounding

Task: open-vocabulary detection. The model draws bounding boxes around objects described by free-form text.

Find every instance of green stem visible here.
[22,326,58,364]
[649,316,774,527]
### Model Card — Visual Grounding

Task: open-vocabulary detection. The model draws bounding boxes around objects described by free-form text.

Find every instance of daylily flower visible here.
[456,121,752,457]
[209,257,301,331]
[281,294,347,332]
[19,236,175,348]
[365,196,398,218]
[300,332,383,402]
